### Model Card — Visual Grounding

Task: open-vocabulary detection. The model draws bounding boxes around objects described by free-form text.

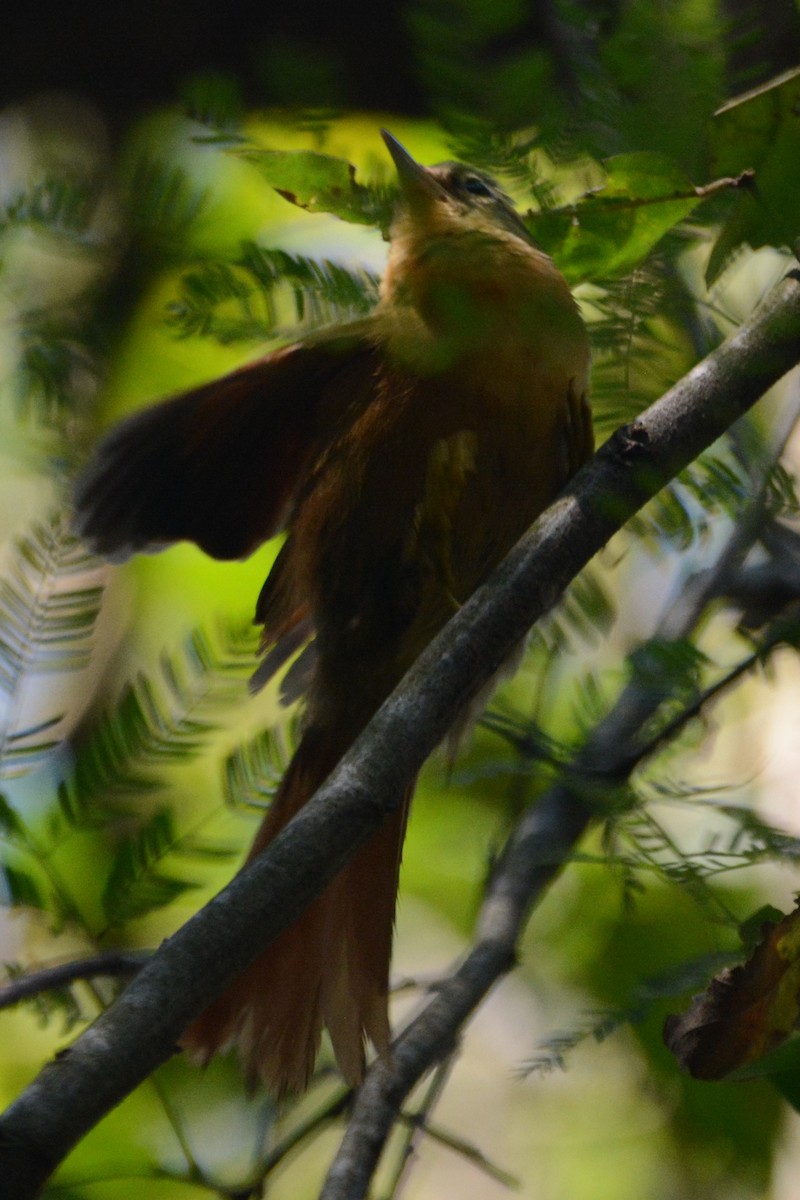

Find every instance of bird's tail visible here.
[182,721,411,1095]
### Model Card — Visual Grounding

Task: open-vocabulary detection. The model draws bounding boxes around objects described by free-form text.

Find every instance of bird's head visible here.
[381,129,535,250]
[377,130,584,377]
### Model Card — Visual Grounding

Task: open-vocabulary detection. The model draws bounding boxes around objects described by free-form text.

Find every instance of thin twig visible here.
[402,1116,519,1189]
[0,953,149,1010]
[380,1055,455,1200]
[534,169,755,222]
[258,1087,352,1175]
[633,610,800,768]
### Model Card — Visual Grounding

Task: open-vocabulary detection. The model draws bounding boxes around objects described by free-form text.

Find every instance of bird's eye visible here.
[462,175,493,198]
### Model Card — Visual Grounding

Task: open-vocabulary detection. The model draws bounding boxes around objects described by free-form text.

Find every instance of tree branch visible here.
[1,270,800,1198]
[0,954,148,1010]
[321,276,800,1198]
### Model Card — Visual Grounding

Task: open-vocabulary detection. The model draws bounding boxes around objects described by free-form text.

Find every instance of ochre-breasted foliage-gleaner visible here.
[74,131,593,1095]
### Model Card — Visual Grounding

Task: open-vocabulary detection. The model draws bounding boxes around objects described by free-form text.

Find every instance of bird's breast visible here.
[377,229,589,387]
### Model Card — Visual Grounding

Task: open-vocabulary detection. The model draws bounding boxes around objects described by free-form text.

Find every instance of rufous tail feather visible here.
[182,722,412,1095]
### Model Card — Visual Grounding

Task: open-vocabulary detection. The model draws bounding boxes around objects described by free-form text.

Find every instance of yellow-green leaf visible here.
[533,152,701,282]
[235,146,390,227]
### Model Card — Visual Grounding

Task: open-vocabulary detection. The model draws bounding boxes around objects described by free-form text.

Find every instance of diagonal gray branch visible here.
[323,359,800,1200]
[1,270,799,1199]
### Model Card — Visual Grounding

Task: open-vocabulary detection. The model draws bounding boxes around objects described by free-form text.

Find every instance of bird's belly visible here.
[289,346,590,714]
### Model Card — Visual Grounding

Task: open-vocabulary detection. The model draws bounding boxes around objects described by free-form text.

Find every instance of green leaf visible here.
[235,147,391,227]
[534,152,701,281]
[707,67,800,283]
[2,864,45,909]
[104,873,194,925]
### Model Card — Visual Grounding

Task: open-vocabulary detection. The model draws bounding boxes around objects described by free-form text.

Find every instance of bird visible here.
[73,130,593,1095]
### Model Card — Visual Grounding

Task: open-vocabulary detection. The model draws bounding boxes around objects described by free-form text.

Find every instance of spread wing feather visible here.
[73,321,377,562]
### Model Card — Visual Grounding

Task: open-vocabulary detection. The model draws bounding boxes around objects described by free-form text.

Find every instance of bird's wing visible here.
[73,319,378,562]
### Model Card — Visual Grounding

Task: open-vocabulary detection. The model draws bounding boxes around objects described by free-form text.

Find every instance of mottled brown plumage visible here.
[73,132,592,1095]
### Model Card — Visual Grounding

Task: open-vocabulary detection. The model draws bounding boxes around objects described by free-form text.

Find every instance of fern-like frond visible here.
[125,157,208,258]
[601,805,739,920]
[224,722,297,816]
[1,769,59,918]
[762,461,800,519]
[628,637,710,717]
[543,565,615,652]
[0,626,257,929]
[1,161,112,426]
[17,322,100,424]
[638,793,800,875]
[1,961,84,1032]
[476,710,567,768]
[445,123,544,189]
[242,243,379,322]
[0,514,105,778]
[62,623,259,826]
[521,951,736,1076]
[1,177,101,244]
[101,808,196,926]
[587,260,681,431]
[627,440,758,554]
[164,260,265,342]
[0,516,102,681]
[165,244,380,343]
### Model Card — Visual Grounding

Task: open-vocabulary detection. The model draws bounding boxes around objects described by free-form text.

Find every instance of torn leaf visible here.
[664,900,800,1080]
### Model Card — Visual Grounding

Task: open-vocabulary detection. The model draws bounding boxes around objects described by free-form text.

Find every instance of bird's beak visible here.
[381,130,443,208]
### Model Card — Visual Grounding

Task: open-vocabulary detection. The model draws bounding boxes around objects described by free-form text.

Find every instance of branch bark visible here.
[1,270,799,1198]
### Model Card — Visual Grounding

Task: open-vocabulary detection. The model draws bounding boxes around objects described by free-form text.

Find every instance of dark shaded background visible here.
[9,0,423,119]
[9,0,798,128]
